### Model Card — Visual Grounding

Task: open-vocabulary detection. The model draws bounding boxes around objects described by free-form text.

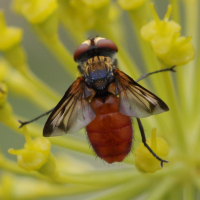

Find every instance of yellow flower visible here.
[140,5,181,41]
[12,0,58,24]
[134,128,169,173]
[8,128,56,176]
[58,0,111,35]
[141,4,194,66]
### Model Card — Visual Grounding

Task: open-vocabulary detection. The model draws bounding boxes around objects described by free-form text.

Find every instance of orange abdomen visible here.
[86,94,133,163]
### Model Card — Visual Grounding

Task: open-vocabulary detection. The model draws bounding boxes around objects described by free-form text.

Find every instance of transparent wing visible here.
[114,69,169,118]
[43,77,96,137]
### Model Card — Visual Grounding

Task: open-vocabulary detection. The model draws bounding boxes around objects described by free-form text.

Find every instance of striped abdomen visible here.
[86,94,133,163]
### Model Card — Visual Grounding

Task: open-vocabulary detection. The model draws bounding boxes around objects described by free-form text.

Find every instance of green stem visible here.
[56,169,140,186]
[128,0,152,29]
[178,0,199,155]
[0,151,139,186]
[191,102,200,152]
[34,27,77,78]
[164,185,181,200]
[0,153,46,180]
[3,46,61,104]
[59,17,86,45]
[180,0,198,115]
[161,72,186,151]
[145,177,178,200]
[7,74,56,110]
[1,145,181,186]
[193,178,200,193]
[91,178,151,200]
[16,184,102,200]
[193,41,200,115]
[169,0,180,23]
[22,70,60,103]
[104,28,141,79]
[89,167,180,200]
[183,182,196,200]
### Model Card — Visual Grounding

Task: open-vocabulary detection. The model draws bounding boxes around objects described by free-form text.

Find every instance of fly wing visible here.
[43,77,96,137]
[114,69,169,118]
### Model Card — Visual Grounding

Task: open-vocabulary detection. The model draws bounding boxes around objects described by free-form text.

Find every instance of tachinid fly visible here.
[41,37,169,165]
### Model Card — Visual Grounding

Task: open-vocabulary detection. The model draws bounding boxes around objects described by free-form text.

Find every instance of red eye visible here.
[74,38,118,62]
[96,38,118,52]
[74,43,90,61]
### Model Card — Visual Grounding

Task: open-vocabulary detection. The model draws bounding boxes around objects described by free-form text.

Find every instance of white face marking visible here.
[94,37,105,45]
[82,37,106,47]
[82,39,91,45]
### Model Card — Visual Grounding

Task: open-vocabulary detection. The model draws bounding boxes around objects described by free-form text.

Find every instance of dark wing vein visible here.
[114,69,169,118]
[43,77,96,137]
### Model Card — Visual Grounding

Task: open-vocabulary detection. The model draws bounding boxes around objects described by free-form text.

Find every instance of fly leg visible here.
[18,108,54,128]
[136,118,169,167]
[136,65,176,82]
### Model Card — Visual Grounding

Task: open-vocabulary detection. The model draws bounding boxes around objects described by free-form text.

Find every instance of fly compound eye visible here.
[95,38,118,52]
[74,40,90,61]
[74,37,118,62]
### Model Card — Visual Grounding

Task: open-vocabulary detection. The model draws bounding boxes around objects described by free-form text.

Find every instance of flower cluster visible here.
[0,0,199,199]
[141,4,194,66]
[8,127,57,176]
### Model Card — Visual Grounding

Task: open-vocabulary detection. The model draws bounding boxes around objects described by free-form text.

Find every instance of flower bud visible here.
[140,4,194,66]
[151,34,194,66]
[8,128,57,176]
[141,5,181,41]
[59,0,111,34]
[134,128,169,173]
[12,0,58,24]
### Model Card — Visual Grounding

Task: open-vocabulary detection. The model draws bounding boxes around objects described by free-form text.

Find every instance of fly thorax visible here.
[84,56,115,90]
